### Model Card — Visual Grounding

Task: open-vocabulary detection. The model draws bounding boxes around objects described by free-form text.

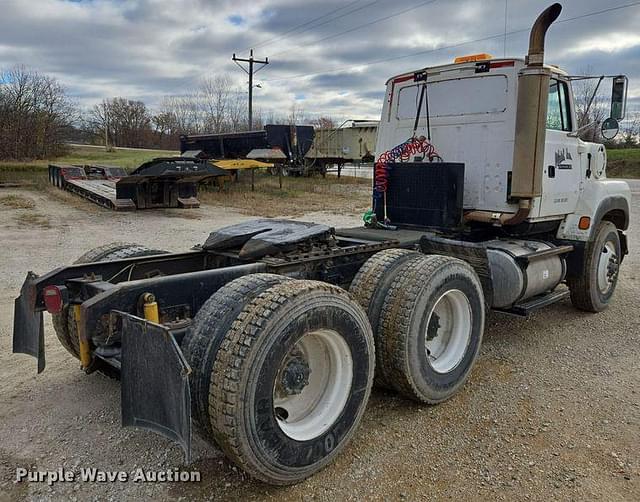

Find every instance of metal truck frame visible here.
[12,3,631,486]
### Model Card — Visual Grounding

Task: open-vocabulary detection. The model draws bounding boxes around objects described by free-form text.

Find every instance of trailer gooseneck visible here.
[12,3,631,485]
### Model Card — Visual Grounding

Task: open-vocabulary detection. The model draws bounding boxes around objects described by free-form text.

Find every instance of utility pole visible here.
[232,49,269,130]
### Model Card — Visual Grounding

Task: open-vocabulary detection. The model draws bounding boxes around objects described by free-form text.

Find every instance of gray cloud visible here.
[0,0,639,121]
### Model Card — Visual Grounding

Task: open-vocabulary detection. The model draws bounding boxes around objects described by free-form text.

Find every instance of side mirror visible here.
[601,117,619,140]
[610,75,627,120]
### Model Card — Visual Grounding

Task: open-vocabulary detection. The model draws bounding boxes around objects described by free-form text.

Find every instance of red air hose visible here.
[374,136,440,197]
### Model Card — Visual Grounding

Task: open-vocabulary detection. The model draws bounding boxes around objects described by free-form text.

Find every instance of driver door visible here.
[539,78,581,218]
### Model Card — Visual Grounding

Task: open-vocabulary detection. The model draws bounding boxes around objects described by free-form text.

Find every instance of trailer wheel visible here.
[568,221,621,312]
[349,248,421,387]
[209,280,375,485]
[378,255,485,404]
[52,242,167,359]
[182,273,291,441]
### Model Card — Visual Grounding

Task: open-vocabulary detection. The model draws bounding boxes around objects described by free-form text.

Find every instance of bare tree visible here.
[287,103,306,125]
[310,116,336,129]
[86,98,151,148]
[226,90,249,131]
[571,66,607,142]
[0,66,76,160]
[619,117,639,148]
[199,75,233,133]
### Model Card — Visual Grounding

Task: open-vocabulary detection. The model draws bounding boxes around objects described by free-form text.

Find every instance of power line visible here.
[270,0,440,58]
[503,0,508,58]
[263,0,640,83]
[238,0,378,53]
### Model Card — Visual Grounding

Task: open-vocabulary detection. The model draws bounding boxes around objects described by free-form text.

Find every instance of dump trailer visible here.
[49,157,228,210]
[13,4,631,486]
[180,124,316,176]
[306,120,378,174]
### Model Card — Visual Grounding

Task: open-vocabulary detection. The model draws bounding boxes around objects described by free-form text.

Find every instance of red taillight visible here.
[43,285,64,314]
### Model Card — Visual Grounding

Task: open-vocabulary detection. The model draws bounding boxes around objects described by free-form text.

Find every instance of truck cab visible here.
[376,56,631,243]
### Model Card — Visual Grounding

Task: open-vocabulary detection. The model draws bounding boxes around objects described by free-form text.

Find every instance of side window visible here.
[547,79,572,131]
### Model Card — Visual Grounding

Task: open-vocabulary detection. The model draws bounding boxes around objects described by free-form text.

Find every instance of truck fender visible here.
[590,196,630,238]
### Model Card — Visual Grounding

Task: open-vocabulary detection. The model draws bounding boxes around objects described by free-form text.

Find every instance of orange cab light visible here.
[454,53,493,63]
[578,217,591,230]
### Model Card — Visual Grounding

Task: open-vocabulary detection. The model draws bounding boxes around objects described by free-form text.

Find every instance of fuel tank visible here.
[486,239,566,308]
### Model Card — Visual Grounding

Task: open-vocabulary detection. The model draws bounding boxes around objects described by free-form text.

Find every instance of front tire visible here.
[209,280,375,485]
[568,221,621,312]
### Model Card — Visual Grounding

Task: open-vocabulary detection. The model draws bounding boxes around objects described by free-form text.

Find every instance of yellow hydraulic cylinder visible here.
[74,305,91,369]
[142,293,160,323]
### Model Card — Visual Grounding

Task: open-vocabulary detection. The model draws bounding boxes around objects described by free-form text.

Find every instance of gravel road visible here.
[0,184,638,501]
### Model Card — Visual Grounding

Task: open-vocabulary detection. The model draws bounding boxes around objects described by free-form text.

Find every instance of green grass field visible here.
[606,148,640,178]
[0,145,177,172]
[0,145,178,186]
[1,144,639,190]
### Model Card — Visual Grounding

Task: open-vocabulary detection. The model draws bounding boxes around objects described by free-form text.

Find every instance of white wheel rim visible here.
[273,329,353,441]
[424,289,472,374]
[597,241,618,294]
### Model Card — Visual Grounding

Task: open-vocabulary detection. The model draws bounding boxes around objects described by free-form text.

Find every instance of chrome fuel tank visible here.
[486,239,566,308]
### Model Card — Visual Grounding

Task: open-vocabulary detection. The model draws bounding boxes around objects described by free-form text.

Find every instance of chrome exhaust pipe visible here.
[527,3,563,66]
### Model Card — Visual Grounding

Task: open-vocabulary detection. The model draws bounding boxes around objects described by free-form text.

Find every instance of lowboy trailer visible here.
[13,4,631,485]
[49,157,228,210]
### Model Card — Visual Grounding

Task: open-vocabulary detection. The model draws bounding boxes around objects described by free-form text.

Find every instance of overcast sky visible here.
[1,0,639,121]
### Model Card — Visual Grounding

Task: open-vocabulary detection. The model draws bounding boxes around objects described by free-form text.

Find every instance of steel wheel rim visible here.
[425,289,472,374]
[597,241,618,294]
[273,329,353,441]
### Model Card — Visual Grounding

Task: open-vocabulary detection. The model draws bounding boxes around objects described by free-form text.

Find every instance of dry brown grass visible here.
[13,212,50,228]
[199,171,372,217]
[0,194,36,209]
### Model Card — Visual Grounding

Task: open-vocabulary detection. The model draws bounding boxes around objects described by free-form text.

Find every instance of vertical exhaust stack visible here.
[507,3,562,222]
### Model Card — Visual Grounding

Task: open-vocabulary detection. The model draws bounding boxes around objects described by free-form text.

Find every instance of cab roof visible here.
[385,57,568,85]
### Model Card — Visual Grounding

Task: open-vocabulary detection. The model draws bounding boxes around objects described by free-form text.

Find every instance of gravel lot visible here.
[0,184,638,501]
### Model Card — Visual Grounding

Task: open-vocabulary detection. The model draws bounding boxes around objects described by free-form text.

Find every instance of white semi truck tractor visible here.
[374,2,630,315]
[13,3,631,486]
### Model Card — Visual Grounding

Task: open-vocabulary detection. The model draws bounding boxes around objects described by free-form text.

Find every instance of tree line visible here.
[1,65,638,161]
[0,66,331,159]
[0,66,77,160]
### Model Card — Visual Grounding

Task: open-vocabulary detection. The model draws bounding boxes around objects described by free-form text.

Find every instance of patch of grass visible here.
[0,194,35,209]
[0,145,178,187]
[0,145,177,173]
[607,148,640,161]
[13,212,50,228]
[199,170,371,217]
[606,148,640,178]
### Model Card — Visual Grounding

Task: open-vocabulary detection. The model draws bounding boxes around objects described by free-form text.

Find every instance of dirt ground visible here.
[0,183,638,501]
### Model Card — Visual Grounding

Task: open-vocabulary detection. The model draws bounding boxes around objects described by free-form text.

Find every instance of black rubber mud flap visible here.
[119,312,192,463]
[13,272,45,373]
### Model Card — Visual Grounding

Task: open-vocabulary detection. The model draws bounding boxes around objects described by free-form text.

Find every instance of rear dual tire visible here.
[350,250,485,403]
[187,278,375,485]
[52,242,167,359]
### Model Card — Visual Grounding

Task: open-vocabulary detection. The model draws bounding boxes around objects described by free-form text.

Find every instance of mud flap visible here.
[119,312,192,463]
[12,272,45,373]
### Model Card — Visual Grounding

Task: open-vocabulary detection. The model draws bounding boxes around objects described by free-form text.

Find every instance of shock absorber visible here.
[142,292,159,323]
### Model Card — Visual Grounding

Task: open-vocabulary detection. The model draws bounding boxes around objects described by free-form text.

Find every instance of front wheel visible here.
[209,280,375,485]
[568,221,621,312]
